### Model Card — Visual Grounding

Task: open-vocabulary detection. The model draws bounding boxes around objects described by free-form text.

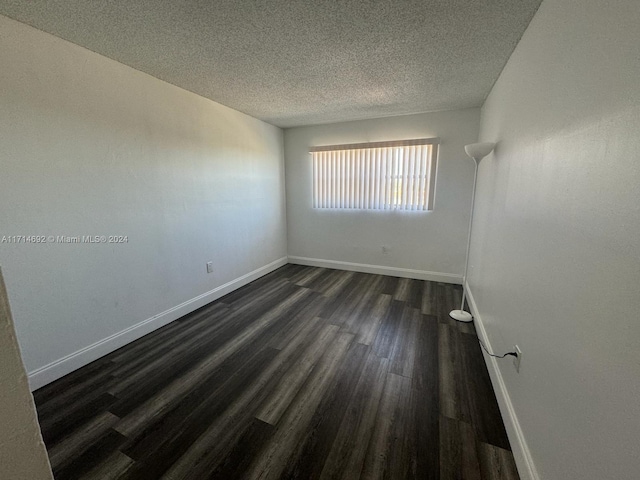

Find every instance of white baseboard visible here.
[287,256,462,284]
[465,283,539,480]
[28,256,288,391]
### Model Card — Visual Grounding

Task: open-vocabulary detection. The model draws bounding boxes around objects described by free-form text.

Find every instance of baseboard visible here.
[287,256,462,284]
[465,283,539,480]
[28,256,288,391]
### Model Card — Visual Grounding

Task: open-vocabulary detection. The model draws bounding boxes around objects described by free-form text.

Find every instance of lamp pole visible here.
[450,142,495,323]
[459,159,478,313]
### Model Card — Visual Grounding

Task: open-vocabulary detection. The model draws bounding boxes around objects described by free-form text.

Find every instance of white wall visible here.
[0,15,287,388]
[285,109,480,282]
[0,268,53,479]
[468,0,640,479]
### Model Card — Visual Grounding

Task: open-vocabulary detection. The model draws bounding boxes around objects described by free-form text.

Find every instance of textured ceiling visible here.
[0,0,542,128]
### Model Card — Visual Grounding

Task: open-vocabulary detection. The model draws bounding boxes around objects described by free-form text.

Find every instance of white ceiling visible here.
[0,0,542,128]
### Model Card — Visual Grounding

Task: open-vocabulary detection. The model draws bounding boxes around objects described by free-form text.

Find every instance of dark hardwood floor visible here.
[33,264,519,480]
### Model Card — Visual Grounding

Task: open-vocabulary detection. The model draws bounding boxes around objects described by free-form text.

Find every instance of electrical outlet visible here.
[513,345,522,372]
[206,261,213,274]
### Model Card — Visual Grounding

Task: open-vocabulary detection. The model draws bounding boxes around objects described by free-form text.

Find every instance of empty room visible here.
[1,1,638,479]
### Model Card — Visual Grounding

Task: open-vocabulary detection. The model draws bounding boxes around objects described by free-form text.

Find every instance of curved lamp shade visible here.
[464,142,495,162]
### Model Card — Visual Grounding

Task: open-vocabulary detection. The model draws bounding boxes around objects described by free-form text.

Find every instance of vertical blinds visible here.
[310,138,439,210]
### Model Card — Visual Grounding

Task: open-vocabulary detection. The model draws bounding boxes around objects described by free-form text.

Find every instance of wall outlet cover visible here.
[514,345,522,372]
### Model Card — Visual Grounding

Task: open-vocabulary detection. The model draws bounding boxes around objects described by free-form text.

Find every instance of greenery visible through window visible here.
[310,138,439,210]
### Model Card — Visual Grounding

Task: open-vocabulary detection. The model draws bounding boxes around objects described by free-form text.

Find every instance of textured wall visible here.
[285,109,480,279]
[0,268,53,479]
[0,15,287,381]
[468,0,640,478]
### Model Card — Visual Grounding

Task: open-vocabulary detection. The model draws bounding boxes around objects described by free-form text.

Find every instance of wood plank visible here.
[107,304,242,399]
[302,268,338,293]
[39,392,117,447]
[439,323,471,422]
[107,302,230,375]
[421,280,435,315]
[267,295,328,350]
[409,313,440,479]
[389,307,421,378]
[83,451,135,480]
[360,372,412,479]
[439,416,482,480]
[435,283,454,325]
[48,411,120,470]
[52,428,127,480]
[320,272,368,320]
[316,270,355,298]
[406,279,424,310]
[244,332,355,480]
[339,275,384,334]
[278,342,370,479]
[477,442,520,480]
[206,418,275,480]
[218,276,290,308]
[379,275,399,296]
[371,299,404,359]
[118,346,280,479]
[35,363,119,419]
[319,353,389,480]
[355,293,392,346]
[255,324,340,425]
[33,355,115,408]
[111,287,315,436]
[393,277,412,302]
[292,266,328,287]
[159,314,331,480]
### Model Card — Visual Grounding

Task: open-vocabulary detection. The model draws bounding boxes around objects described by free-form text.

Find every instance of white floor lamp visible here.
[450,142,496,323]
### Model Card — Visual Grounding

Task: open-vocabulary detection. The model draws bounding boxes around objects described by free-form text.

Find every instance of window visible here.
[310,138,439,210]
